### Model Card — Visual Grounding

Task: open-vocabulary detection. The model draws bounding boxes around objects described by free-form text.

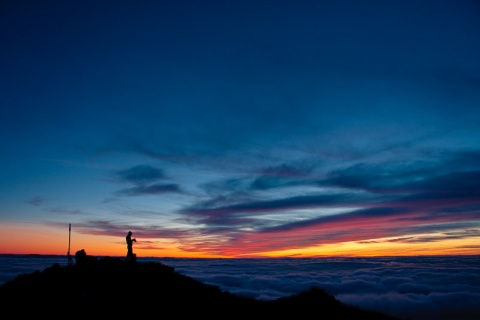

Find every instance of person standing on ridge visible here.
[126,231,136,261]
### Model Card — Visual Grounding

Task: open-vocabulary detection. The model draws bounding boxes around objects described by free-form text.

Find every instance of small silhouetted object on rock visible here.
[126,231,137,262]
[74,249,97,266]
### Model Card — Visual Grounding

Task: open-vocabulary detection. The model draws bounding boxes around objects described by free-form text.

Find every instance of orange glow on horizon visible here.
[1,222,478,258]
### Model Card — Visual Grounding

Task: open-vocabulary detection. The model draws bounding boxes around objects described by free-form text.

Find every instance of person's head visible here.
[128,231,132,236]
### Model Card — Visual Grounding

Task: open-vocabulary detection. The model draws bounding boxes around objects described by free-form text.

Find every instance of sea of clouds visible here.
[1,255,479,320]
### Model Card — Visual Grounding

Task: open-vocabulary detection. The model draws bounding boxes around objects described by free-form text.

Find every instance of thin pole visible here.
[67,223,72,265]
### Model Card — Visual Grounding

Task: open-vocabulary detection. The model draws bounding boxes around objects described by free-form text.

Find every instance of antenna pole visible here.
[67,223,73,265]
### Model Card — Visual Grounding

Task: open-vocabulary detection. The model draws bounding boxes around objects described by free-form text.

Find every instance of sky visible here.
[0,0,479,258]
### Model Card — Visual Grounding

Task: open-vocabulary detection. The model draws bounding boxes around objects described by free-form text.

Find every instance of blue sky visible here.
[1,0,479,257]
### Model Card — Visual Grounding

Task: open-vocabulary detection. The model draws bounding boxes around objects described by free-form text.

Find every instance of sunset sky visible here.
[1,0,479,258]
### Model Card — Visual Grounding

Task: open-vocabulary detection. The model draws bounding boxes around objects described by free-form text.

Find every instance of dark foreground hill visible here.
[0,256,399,319]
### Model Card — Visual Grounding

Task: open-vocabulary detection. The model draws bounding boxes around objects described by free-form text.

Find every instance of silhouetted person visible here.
[75,249,97,266]
[126,231,136,261]
[75,249,87,265]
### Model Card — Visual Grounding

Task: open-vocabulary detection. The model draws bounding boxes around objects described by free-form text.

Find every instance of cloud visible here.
[182,193,358,217]
[113,165,165,185]
[249,163,315,190]
[169,147,480,254]
[321,149,480,192]
[154,256,480,320]
[48,207,84,215]
[167,149,480,253]
[25,196,45,206]
[117,183,182,196]
[110,164,183,197]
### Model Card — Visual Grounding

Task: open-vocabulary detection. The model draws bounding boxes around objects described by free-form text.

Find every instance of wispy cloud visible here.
[112,165,165,185]
[25,196,46,206]
[111,164,183,197]
[117,183,182,196]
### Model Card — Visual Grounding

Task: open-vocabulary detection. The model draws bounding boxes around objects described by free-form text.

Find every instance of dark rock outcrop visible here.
[0,257,399,319]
